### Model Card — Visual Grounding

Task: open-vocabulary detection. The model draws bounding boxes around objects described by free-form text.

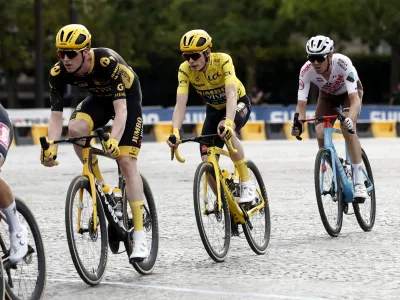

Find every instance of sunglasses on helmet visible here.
[57,49,83,60]
[307,54,327,63]
[182,50,206,62]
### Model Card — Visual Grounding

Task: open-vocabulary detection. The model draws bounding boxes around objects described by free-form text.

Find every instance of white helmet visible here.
[306,35,334,55]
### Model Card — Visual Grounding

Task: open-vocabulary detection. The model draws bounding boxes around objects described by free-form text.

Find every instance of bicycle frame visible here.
[40,133,129,239]
[171,134,265,224]
[321,118,354,203]
[304,115,374,203]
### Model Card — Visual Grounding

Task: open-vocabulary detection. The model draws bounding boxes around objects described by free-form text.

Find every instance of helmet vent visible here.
[196,37,206,47]
[75,34,87,45]
[65,31,73,42]
[60,31,65,41]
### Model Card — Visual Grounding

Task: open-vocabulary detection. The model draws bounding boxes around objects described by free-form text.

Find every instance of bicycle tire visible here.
[65,176,108,286]
[4,197,46,300]
[242,160,271,255]
[0,258,4,300]
[122,174,159,275]
[315,148,343,237]
[193,162,231,262]
[353,148,376,231]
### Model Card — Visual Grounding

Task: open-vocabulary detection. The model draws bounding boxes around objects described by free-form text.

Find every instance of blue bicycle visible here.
[295,108,376,237]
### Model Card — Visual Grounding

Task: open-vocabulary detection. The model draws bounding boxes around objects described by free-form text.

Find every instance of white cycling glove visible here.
[343,117,353,131]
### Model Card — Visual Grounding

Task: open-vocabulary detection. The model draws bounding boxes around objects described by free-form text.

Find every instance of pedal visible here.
[354,197,366,204]
[129,257,145,264]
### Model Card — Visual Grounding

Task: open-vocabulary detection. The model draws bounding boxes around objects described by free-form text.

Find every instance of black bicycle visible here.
[40,129,159,286]
[0,197,46,300]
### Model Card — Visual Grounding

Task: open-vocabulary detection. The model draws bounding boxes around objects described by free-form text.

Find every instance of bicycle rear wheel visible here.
[315,148,343,237]
[1,197,46,300]
[241,160,271,255]
[122,174,159,275]
[0,258,4,300]
[353,148,376,231]
[193,162,231,262]
[65,176,108,286]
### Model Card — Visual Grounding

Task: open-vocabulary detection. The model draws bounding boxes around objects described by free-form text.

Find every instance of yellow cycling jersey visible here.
[177,53,246,110]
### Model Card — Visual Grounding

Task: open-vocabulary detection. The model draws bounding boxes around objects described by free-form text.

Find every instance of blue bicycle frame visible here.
[321,125,374,203]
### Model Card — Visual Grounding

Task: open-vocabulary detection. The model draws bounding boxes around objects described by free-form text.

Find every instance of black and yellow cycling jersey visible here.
[177,53,246,110]
[48,47,143,159]
[49,47,137,112]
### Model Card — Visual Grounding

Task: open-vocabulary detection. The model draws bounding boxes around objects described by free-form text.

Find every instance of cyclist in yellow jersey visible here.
[167,29,256,203]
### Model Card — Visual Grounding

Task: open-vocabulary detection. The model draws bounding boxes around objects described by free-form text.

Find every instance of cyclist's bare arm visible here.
[111,98,127,141]
[295,100,307,120]
[172,93,188,129]
[48,111,63,148]
[347,92,361,122]
[225,83,237,122]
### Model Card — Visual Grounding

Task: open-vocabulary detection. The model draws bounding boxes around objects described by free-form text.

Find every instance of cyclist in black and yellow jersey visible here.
[167,29,256,203]
[41,24,148,260]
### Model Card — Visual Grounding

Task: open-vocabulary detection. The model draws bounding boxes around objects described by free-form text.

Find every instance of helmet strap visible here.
[322,55,331,75]
[199,49,210,72]
[71,52,86,75]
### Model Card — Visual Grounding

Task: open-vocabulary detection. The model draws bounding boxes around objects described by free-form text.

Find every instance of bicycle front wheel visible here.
[0,258,4,300]
[242,160,271,255]
[315,148,343,237]
[123,174,159,275]
[65,176,108,286]
[353,148,376,231]
[2,197,46,300]
[193,162,231,262]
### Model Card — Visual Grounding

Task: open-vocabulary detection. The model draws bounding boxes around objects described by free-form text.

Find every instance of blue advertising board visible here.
[142,105,400,124]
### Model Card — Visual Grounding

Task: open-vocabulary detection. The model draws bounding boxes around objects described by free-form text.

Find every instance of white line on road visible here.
[48,278,328,300]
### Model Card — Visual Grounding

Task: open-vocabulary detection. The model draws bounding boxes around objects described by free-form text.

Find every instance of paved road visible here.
[2,138,399,300]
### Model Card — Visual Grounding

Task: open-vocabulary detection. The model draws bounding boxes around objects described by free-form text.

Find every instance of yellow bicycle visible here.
[40,129,158,286]
[169,128,270,262]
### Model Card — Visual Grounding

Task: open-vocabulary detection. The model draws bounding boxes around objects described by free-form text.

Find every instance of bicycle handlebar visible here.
[334,107,355,134]
[168,128,238,163]
[40,128,110,151]
[293,113,302,141]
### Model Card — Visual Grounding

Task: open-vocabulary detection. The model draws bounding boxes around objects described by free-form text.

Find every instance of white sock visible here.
[0,201,21,233]
[352,163,363,185]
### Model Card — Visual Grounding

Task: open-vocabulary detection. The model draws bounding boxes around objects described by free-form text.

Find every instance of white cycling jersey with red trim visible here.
[298,53,359,101]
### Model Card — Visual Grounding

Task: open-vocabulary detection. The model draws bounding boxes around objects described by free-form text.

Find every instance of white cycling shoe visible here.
[130,231,149,261]
[234,181,256,204]
[9,225,28,263]
[354,184,367,200]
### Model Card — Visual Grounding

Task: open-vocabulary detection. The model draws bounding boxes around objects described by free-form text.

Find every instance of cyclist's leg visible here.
[219,95,254,203]
[314,91,342,148]
[342,81,366,197]
[0,104,27,263]
[199,106,225,203]
[117,79,148,259]
[69,95,113,185]
[200,105,225,162]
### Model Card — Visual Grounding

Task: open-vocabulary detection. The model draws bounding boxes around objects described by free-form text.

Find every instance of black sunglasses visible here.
[307,54,327,63]
[182,52,202,62]
[57,50,81,60]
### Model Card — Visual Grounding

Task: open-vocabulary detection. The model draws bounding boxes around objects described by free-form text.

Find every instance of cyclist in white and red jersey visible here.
[291,35,367,200]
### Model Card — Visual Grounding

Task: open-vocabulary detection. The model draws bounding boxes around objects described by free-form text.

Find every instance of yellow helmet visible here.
[180,29,212,53]
[55,24,91,50]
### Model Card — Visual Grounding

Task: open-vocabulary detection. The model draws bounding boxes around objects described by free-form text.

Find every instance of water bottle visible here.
[231,175,240,197]
[102,184,117,207]
[112,187,122,202]
[341,159,352,180]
